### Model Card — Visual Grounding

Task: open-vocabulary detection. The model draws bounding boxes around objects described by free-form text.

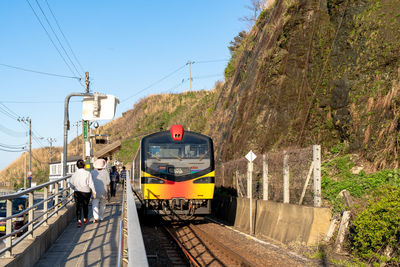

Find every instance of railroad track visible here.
[162,221,256,267]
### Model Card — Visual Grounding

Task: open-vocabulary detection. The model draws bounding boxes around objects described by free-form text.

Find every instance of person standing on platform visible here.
[91,159,110,223]
[69,159,96,228]
[103,157,112,174]
[110,166,120,197]
[119,166,127,182]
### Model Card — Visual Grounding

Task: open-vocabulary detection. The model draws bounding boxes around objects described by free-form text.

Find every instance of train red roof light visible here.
[170,125,184,141]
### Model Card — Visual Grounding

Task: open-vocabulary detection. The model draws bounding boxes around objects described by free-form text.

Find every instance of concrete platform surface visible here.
[34,186,123,267]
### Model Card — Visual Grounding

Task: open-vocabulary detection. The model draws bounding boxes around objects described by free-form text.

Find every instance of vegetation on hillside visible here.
[321,143,400,264]
[99,89,221,165]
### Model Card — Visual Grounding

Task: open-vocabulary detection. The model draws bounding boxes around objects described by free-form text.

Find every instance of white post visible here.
[247,163,251,198]
[283,151,289,203]
[313,145,322,207]
[298,161,314,205]
[245,151,257,235]
[263,154,268,201]
[335,211,351,252]
[248,161,253,235]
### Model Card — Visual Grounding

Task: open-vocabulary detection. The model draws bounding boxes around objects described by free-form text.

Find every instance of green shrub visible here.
[351,186,400,263]
[322,155,400,202]
[224,61,235,78]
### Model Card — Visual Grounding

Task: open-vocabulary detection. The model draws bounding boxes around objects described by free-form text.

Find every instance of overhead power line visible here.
[121,64,187,103]
[44,0,85,73]
[25,0,84,87]
[31,151,49,164]
[192,73,223,79]
[0,106,19,120]
[0,142,26,149]
[33,0,82,78]
[0,124,26,137]
[195,59,229,64]
[0,103,20,119]
[121,59,226,104]
[0,63,81,80]
[0,147,26,153]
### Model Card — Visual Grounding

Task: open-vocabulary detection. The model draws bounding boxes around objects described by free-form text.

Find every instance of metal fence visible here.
[215,145,321,207]
[0,176,73,257]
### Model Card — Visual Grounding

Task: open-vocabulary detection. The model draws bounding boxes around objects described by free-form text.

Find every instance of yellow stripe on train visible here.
[140,171,215,200]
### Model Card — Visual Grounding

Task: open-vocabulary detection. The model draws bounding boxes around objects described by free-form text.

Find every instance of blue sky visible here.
[0,1,249,170]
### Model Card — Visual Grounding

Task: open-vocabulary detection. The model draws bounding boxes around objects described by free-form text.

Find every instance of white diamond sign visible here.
[245,150,257,162]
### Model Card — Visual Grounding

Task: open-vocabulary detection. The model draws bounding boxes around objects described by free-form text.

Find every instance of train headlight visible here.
[193,177,214,183]
[143,177,165,184]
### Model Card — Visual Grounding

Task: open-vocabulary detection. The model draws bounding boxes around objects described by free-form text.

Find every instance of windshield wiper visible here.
[147,152,161,161]
[199,150,208,161]
[167,151,182,161]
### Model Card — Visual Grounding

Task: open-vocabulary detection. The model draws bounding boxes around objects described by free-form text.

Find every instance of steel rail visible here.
[162,224,201,267]
[189,224,256,267]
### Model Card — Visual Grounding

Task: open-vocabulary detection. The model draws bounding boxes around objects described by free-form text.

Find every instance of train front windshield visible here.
[143,132,213,181]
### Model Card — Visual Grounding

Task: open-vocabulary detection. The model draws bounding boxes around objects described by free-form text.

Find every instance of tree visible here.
[240,0,265,28]
[228,31,247,54]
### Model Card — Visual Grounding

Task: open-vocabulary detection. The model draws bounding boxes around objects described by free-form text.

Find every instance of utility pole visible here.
[187,60,194,92]
[83,72,90,169]
[47,138,56,163]
[18,117,31,187]
[24,149,27,189]
[28,118,31,178]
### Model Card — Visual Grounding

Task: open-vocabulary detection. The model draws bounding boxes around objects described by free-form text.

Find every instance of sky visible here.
[0,0,250,170]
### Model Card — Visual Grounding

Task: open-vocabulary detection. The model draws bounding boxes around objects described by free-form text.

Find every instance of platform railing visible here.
[0,176,73,258]
[118,178,127,266]
[118,174,148,267]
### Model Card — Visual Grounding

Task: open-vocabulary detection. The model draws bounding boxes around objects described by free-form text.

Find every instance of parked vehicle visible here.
[0,196,28,235]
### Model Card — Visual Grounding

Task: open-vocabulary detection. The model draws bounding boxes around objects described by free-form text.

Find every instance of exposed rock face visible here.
[330,78,351,141]
[209,0,400,169]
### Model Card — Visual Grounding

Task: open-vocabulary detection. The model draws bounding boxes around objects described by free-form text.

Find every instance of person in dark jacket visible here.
[119,166,127,182]
[110,166,120,197]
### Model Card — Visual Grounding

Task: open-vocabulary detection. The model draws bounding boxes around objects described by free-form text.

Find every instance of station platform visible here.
[34,185,123,267]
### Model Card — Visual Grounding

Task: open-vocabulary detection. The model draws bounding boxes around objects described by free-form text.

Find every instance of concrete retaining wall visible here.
[213,197,331,245]
[0,203,75,267]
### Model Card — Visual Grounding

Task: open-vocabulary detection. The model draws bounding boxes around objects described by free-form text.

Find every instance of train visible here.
[131,125,215,217]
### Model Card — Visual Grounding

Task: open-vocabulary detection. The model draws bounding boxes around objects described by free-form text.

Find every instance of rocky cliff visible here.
[210,0,400,170]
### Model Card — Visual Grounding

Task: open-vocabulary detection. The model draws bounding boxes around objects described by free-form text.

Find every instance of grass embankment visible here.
[113,89,219,165]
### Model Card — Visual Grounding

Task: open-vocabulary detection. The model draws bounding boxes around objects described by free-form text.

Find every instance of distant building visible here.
[49,155,82,183]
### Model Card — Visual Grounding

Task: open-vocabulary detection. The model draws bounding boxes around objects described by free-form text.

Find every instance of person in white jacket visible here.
[91,159,110,223]
[69,159,96,227]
